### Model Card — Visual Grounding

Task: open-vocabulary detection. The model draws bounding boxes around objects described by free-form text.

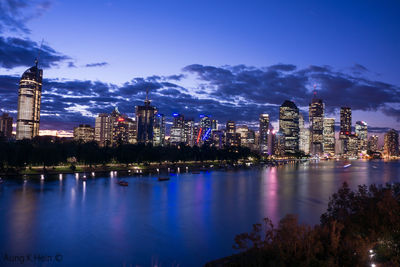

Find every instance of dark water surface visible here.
[1,160,399,266]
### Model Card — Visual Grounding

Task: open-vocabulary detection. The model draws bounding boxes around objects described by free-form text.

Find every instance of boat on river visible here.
[158,176,170,181]
[117,180,128,186]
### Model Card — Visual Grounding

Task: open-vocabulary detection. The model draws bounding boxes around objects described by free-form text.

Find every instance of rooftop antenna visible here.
[35,39,44,67]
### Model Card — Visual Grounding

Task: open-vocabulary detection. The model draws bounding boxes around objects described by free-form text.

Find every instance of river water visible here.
[0,160,399,266]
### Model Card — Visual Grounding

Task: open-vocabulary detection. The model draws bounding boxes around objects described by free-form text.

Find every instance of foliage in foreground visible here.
[215,182,400,266]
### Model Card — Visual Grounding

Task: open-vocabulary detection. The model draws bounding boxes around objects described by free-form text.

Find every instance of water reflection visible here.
[1,161,400,266]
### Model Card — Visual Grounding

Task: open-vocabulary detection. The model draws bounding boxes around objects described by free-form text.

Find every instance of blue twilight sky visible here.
[0,0,400,134]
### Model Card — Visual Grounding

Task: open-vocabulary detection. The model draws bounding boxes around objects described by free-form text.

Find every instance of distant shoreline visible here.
[0,159,302,179]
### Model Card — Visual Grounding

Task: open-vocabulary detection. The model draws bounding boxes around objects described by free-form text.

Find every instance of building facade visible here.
[259,113,269,155]
[153,113,165,146]
[16,60,43,140]
[0,113,13,138]
[95,113,112,146]
[279,100,299,154]
[136,92,157,144]
[384,129,399,157]
[73,124,95,143]
[355,121,368,152]
[323,118,335,156]
[309,97,324,156]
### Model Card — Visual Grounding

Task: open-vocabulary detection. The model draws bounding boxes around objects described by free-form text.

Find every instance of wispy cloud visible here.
[85,62,109,68]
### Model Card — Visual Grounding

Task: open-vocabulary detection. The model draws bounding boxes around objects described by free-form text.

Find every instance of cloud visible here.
[0,36,69,69]
[85,62,109,67]
[0,0,53,33]
[1,63,400,133]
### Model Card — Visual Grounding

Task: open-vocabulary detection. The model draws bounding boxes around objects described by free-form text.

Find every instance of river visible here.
[0,160,399,266]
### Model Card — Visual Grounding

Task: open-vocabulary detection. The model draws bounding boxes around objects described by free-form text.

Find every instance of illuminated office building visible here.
[299,113,310,154]
[279,100,299,154]
[259,114,269,155]
[347,134,359,157]
[197,115,212,145]
[95,113,112,146]
[384,129,399,157]
[355,121,368,152]
[323,118,335,156]
[340,107,352,138]
[225,120,240,146]
[184,119,195,146]
[170,113,185,144]
[153,113,165,146]
[73,124,95,143]
[368,135,379,152]
[16,59,43,140]
[309,96,324,155]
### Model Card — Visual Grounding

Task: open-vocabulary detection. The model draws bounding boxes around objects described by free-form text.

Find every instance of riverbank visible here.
[0,159,303,179]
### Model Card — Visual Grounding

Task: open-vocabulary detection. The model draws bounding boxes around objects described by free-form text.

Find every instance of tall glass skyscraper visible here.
[16,60,43,140]
[309,96,324,156]
[135,91,157,144]
[259,114,269,155]
[279,100,300,154]
[153,113,165,146]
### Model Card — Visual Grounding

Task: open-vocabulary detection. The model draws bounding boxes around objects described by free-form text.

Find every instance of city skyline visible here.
[1,0,400,136]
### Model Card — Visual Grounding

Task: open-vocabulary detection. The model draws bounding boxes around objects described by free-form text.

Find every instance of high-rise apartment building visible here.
[279,100,299,154]
[16,60,43,140]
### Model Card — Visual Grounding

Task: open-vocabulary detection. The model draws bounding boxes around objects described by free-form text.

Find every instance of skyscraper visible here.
[16,59,43,140]
[225,120,240,146]
[368,135,378,152]
[0,113,13,138]
[279,100,299,154]
[259,114,269,155]
[340,107,352,137]
[136,90,157,143]
[170,113,185,144]
[355,121,368,152]
[309,96,324,156]
[153,113,165,146]
[323,118,335,156]
[95,113,112,146]
[197,115,212,145]
[299,113,310,155]
[184,119,195,146]
[384,129,399,157]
